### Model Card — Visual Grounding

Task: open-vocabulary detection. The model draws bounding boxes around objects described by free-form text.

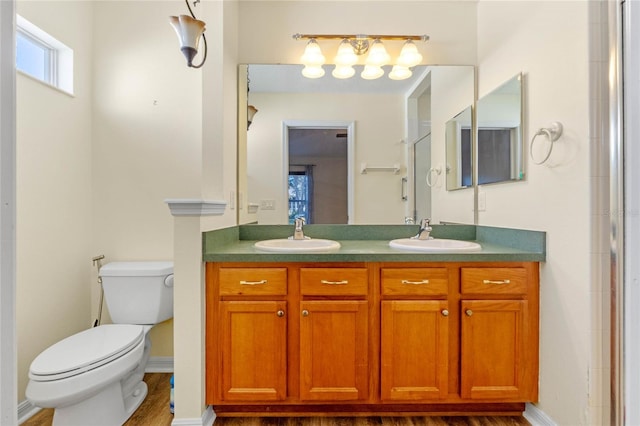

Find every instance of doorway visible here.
[283,122,354,224]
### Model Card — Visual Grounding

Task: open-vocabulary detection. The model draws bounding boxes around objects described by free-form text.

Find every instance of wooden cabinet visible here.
[206,261,539,416]
[298,267,369,401]
[214,267,288,401]
[299,300,368,401]
[380,267,450,401]
[460,267,538,401]
[381,300,449,400]
[219,301,287,401]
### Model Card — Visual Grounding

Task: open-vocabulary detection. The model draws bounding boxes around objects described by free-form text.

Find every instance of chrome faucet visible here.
[292,217,306,240]
[414,218,433,240]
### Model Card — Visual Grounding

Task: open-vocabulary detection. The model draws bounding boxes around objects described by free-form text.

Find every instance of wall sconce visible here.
[169,0,207,68]
[293,33,428,80]
[247,105,258,130]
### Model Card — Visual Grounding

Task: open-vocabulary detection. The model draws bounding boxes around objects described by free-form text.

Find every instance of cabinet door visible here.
[219,301,287,401]
[381,300,449,401]
[299,300,368,401]
[460,300,534,400]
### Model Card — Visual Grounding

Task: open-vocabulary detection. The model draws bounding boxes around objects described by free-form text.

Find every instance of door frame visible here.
[282,120,355,224]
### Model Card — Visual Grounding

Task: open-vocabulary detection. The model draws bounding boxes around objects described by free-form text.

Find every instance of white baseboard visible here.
[171,405,215,426]
[524,402,557,426]
[17,399,41,425]
[145,356,174,373]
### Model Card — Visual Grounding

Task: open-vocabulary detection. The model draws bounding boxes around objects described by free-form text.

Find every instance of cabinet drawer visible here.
[461,267,527,295]
[219,268,287,296]
[381,268,448,296]
[300,268,368,296]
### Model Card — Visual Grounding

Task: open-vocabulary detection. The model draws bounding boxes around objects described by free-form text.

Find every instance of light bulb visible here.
[366,39,390,66]
[361,64,384,80]
[389,65,412,80]
[334,39,358,66]
[397,40,423,68]
[301,39,325,66]
[332,65,355,79]
[301,65,325,79]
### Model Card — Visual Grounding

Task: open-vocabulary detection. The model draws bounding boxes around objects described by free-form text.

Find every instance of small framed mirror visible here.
[476,73,524,185]
[445,105,473,190]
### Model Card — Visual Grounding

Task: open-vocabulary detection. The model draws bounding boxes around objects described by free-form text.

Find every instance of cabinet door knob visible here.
[276,310,285,317]
[465,309,473,316]
[301,310,309,317]
[441,309,449,317]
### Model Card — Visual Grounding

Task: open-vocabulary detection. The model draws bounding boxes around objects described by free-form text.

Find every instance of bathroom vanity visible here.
[203,225,544,417]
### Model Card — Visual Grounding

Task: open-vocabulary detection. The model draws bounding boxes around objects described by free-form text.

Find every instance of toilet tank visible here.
[100,261,174,325]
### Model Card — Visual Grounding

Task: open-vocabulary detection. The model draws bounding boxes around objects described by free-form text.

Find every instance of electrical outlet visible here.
[260,199,276,210]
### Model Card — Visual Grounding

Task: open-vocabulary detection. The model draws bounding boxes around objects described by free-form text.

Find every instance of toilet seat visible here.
[29,324,144,382]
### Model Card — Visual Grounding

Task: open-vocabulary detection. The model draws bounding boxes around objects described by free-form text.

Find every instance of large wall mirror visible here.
[238,64,475,225]
[476,73,524,185]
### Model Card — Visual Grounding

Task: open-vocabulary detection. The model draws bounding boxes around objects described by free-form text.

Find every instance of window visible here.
[288,171,311,224]
[16,15,73,94]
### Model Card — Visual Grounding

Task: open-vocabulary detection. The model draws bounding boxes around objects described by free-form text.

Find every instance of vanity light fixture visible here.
[293,33,428,80]
[169,0,207,68]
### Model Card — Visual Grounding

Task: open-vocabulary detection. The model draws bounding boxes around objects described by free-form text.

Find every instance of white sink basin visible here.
[389,238,481,252]
[254,238,341,253]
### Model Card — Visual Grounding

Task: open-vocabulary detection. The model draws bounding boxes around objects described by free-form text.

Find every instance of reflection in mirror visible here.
[413,134,431,221]
[445,106,472,190]
[238,64,476,225]
[409,66,475,225]
[476,73,524,185]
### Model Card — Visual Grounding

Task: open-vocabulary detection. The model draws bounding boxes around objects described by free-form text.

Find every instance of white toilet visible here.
[26,261,174,426]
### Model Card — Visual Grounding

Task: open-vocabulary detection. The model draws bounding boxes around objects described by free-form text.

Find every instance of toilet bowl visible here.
[26,261,173,426]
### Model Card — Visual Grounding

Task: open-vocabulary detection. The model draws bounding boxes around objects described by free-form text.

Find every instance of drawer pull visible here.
[239,280,268,286]
[320,280,348,285]
[482,279,511,285]
[401,279,430,285]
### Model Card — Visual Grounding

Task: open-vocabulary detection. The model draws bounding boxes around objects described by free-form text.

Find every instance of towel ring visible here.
[426,166,442,187]
[530,122,563,165]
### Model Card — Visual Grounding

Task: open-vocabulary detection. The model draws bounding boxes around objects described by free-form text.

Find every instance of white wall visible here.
[15,0,94,401]
[248,92,406,224]
[91,0,208,365]
[476,2,592,424]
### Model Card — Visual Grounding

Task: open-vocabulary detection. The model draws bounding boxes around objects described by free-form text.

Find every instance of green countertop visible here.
[202,224,546,263]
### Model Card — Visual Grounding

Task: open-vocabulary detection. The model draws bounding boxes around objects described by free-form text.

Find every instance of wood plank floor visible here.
[21,373,530,426]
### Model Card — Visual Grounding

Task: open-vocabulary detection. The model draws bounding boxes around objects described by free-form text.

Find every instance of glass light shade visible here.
[361,64,384,80]
[301,39,325,66]
[397,40,423,68]
[366,39,390,66]
[301,65,325,79]
[388,65,412,80]
[247,105,258,129]
[332,65,355,79]
[334,39,358,66]
[169,15,206,66]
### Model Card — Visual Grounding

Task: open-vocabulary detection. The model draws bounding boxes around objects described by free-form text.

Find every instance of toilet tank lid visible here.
[100,261,173,277]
